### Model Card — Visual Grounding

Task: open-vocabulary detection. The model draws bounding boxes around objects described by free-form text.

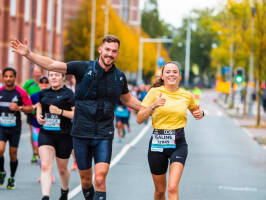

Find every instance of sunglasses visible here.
[40,80,49,84]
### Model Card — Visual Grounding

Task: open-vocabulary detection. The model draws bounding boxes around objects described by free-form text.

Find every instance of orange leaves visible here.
[64,0,170,77]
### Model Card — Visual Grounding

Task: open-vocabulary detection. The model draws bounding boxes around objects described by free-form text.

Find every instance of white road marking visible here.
[219,185,258,192]
[68,121,152,199]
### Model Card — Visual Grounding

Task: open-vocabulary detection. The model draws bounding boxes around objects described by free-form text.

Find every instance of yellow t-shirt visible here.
[141,86,197,130]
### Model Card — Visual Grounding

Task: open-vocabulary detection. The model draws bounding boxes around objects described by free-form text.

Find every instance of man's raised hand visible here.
[10,39,30,56]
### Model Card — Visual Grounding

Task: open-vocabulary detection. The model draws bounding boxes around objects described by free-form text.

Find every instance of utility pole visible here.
[104,0,110,36]
[137,38,173,85]
[184,18,191,88]
[247,5,256,116]
[90,0,96,60]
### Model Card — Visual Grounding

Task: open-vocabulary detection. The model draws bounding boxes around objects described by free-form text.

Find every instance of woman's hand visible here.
[151,93,166,110]
[37,114,45,125]
[192,105,204,120]
[49,105,62,115]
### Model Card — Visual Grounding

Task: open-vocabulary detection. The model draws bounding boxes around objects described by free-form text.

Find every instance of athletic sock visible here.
[82,185,95,200]
[42,195,49,200]
[93,191,106,200]
[0,156,4,171]
[61,188,69,197]
[10,160,18,177]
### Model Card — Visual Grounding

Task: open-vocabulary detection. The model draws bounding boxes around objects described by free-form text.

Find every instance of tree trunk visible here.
[256,82,262,126]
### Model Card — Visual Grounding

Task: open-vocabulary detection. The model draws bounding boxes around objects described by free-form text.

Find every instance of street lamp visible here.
[137,38,173,85]
[90,0,96,60]
[184,18,191,88]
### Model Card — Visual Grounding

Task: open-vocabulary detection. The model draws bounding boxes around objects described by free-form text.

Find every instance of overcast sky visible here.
[140,0,227,28]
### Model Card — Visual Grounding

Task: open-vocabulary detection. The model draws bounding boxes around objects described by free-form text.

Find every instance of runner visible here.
[30,76,55,183]
[0,67,33,189]
[10,35,142,200]
[30,76,50,158]
[115,101,130,143]
[137,61,204,200]
[23,66,42,164]
[36,71,75,200]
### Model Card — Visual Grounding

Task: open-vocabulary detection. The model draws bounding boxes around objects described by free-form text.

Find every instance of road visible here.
[1,89,266,200]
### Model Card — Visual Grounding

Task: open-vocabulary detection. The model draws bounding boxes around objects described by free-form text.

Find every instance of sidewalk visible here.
[216,95,266,147]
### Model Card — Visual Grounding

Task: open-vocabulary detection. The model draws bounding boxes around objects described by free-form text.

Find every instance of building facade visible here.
[0,0,70,84]
[110,0,140,26]
[0,0,140,84]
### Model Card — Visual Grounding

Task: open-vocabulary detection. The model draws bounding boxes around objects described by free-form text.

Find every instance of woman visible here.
[137,61,204,200]
[36,71,75,200]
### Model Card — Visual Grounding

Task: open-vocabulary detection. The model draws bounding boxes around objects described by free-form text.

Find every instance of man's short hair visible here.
[3,67,16,77]
[102,35,120,48]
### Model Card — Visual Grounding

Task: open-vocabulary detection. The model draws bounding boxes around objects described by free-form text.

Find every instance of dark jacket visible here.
[67,60,128,139]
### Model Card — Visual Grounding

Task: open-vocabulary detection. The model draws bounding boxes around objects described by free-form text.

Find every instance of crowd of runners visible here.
[0,35,204,200]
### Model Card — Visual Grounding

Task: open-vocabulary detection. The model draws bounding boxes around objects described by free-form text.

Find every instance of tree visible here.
[64,0,170,83]
[141,0,172,38]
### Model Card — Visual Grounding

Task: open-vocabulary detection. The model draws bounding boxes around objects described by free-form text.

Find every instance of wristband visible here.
[60,109,64,116]
[202,110,205,117]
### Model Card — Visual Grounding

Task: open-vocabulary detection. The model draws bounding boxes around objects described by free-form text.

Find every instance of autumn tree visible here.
[64,0,169,83]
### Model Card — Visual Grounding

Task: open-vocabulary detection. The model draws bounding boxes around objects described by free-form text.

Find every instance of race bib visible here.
[43,113,61,131]
[117,106,125,112]
[151,129,176,152]
[0,113,16,127]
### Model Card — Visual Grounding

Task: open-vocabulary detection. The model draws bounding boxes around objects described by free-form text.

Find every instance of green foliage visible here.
[141,0,172,38]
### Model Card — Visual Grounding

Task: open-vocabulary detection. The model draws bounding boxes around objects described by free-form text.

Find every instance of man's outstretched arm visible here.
[10,39,67,73]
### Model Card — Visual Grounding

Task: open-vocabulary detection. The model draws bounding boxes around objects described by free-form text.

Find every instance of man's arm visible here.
[120,93,142,112]
[10,39,66,73]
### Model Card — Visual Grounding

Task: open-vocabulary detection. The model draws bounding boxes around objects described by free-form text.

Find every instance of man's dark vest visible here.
[72,60,126,139]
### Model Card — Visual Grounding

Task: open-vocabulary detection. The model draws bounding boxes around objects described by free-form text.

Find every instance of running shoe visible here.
[70,161,78,171]
[31,154,38,164]
[59,189,69,200]
[7,177,15,189]
[0,171,6,186]
[122,129,126,136]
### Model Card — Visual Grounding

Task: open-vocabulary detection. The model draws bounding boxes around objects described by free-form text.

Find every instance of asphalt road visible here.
[1,89,266,200]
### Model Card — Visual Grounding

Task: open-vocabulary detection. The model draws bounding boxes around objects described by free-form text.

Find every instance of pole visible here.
[248,5,256,116]
[184,18,191,88]
[137,38,173,85]
[90,0,96,60]
[137,38,143,85]
[156,43,161,68]
[104,0,110,36]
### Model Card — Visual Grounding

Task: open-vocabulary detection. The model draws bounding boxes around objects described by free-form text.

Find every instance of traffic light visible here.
[234,67,245,84]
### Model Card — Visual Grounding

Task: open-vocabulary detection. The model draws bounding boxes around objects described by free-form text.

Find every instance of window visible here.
[36,0,43,27]
[10,0,16,17]
[56,0,62,34]
[24,0,30,22]
[8,48,15,66]
[122,0,129,22]
[47,0,54,31]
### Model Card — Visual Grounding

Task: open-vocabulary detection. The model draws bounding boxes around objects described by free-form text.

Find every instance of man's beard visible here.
[100,55,114,67]
[5,82,15,87]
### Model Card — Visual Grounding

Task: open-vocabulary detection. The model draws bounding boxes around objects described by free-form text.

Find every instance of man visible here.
[23,66,41,163]
[11,35,141,200]
[0,67,33,189]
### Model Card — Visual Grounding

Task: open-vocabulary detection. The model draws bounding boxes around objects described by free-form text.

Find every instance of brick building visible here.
[110,0,140,26]
[0,0,78,85]
[0,0,140,84]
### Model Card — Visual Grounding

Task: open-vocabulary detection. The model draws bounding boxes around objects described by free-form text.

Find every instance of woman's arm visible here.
[137,93,165,124]
[36,103,45,125]
[189,105,204,120]
[49,105,75,120]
